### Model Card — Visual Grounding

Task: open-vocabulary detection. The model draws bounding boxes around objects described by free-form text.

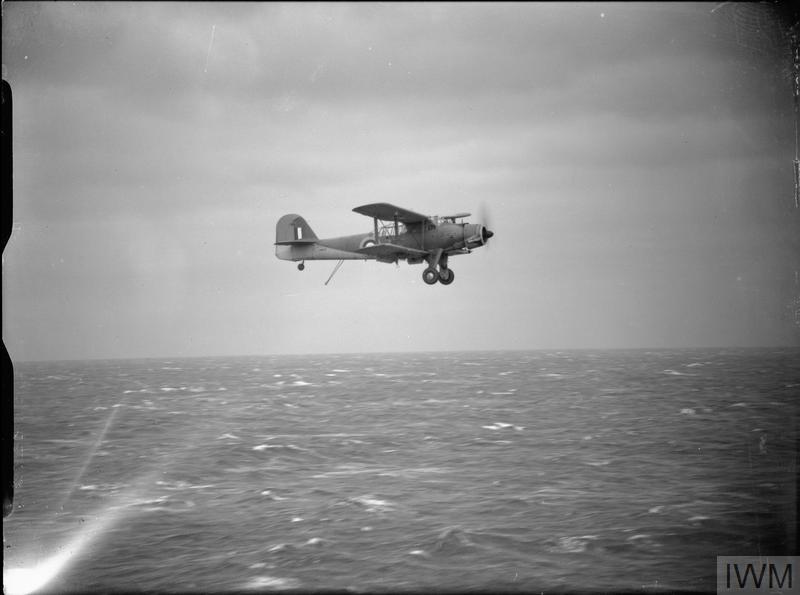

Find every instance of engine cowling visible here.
[464,224,494,249]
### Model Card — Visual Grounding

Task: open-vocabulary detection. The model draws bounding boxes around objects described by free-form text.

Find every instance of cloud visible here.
[3,2,797,360]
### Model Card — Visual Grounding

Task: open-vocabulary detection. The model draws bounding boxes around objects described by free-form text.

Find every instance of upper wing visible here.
[356,242,429,258]
[352,203,430,224]
[440,212,471,221]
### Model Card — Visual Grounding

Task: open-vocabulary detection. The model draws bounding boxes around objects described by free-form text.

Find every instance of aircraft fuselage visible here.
[275,222,487,263]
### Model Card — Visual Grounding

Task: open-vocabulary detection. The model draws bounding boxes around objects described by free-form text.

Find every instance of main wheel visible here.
[422,267,439,285]
[297,262,305,271]
[439,268,455,285]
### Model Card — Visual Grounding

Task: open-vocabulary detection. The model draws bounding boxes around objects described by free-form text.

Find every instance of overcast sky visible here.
[3,2,799,361]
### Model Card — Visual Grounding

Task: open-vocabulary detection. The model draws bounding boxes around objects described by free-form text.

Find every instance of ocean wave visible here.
[482,422,524,431]
[376,467,451,478]
[10,348,797,593]
[547,535,600,553]
[348,495,395,513]
[432,526,475,553]
[584,459,611,466]
[241,576,301,590]
[253,443,310,453]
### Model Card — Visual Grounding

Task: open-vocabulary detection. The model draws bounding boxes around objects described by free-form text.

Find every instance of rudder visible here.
[275,214,319,245]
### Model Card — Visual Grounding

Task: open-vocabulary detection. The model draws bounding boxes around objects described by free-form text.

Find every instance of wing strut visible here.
[324,259,345,286]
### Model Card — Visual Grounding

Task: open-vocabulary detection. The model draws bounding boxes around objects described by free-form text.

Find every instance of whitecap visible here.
[648,505,665,513]
[730,402,747,407]
[217,433,239,440]
[627,534,651,541]
[688,515,710,522]
[409,549,430,557]
[350,495,394,512]
[290,517,303,523]
[549,535,599,553]
[304,537,325,546]
[483,422,519,431]
[242,576,300,590]
[584,460,611,466]
[679,408,696,415]
[267,543,290,552]
[129,494,170,507]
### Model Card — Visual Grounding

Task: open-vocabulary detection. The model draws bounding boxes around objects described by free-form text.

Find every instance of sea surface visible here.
[4,349,798,593]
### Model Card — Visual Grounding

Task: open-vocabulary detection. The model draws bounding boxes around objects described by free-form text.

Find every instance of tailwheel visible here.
[422,267,439,285]
[439,268,454,285]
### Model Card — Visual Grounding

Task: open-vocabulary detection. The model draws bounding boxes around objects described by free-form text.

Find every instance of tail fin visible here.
[275,214,318,245]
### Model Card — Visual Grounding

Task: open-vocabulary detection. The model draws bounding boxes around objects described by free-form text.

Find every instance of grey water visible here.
[4,349,797,593]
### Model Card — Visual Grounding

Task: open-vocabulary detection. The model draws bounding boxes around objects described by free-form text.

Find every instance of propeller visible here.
[479,201,494,245]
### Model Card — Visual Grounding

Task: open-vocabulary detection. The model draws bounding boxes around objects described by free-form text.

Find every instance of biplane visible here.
[275,203,494,285]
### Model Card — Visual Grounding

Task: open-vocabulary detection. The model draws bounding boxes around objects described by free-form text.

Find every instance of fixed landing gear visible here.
[297,262,305,271]
[422,267,439,285]
[439,268,454,285]
[422,252,455,285]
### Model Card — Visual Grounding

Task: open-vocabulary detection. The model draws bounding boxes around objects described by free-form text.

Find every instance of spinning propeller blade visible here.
[479,202,494,246]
